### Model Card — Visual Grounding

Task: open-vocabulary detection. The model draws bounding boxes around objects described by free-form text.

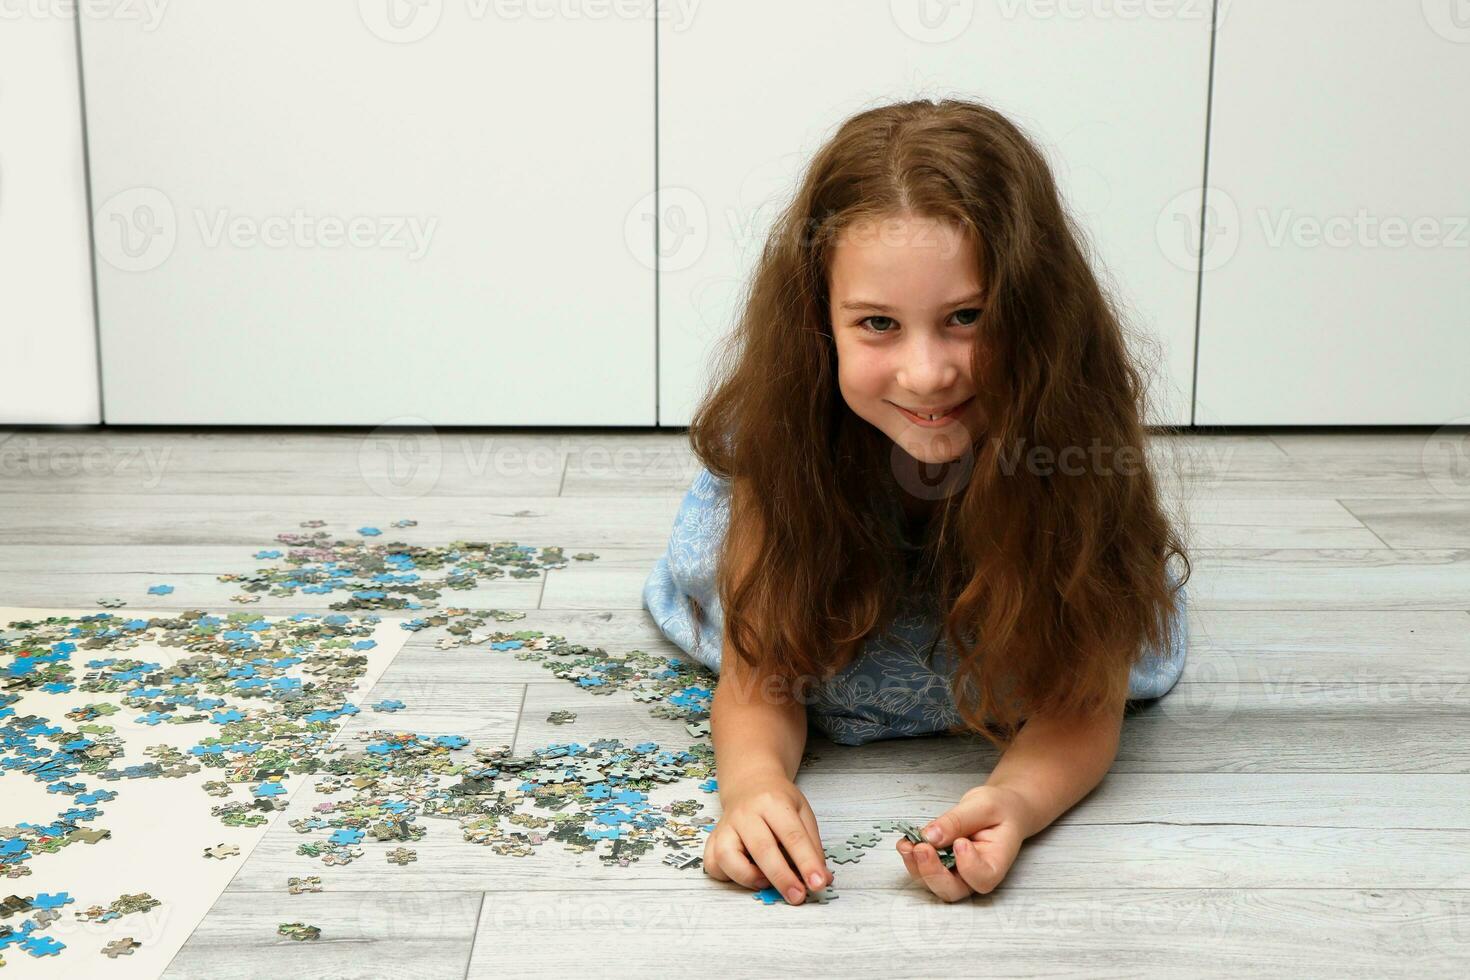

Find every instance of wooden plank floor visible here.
[1,427,1467,977]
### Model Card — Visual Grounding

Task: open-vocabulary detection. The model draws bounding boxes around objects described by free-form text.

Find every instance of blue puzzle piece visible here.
[21,935,66,957]
[32,892,73,910]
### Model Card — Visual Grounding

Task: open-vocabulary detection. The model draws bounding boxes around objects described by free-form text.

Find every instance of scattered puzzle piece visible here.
[277,922,320,941]
[287,876,322,895]
[204,844,240,860]
[546,710,577,725]
[385,847,417,866]
[20,934,65,957]
[101,937,141,958]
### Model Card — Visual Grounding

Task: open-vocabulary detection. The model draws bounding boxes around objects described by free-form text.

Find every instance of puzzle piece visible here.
[287,876,322,895]
[101,937,141,958]
[825,844,865,865]
[385,847,417,865]
[0,895,33,919]
[546,710,577,725]
[894,820,957,870]
[751,885,837,906]
[20,934,65,957]
[204,844,240,860]
[278,922,320,941]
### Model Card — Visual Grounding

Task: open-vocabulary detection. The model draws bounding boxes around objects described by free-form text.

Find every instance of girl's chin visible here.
[892,433,972,467]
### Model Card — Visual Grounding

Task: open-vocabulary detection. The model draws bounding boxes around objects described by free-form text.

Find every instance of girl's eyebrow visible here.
[839,291,984,313]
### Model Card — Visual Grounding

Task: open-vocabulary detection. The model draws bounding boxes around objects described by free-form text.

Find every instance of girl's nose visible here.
[896,335,961,393]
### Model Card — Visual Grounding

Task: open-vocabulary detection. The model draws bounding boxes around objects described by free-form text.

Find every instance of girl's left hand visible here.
[896,785,1030,901]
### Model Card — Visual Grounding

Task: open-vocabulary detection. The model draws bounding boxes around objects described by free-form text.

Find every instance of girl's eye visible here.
[859,309,981,333]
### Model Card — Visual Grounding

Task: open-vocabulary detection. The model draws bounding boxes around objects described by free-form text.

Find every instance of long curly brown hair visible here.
[687,97,1192,751]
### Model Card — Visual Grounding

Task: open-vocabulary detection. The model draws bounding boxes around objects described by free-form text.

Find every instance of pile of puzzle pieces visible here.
[216,523,598,611]
[1,523,737,963]
[284,730,717,870]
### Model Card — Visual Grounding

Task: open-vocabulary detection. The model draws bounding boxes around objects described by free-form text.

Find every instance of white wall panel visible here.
[82,2,654,425]
[0,12,99,424]
[1196,0,1470,425]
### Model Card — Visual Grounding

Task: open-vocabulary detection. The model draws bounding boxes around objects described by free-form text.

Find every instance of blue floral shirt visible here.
[642,465,1188,745]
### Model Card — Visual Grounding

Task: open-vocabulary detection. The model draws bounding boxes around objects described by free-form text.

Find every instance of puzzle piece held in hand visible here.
[894,820,957,870]
[751,885,838,906]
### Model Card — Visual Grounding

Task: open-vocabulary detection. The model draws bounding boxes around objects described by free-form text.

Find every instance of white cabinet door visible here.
[658,1,1213,427]
[81,3,654,425]
[1196,0,1470,425]
[0,13,98,424]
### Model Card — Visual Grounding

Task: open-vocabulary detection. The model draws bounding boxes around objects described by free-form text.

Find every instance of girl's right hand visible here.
[702,773,833,904]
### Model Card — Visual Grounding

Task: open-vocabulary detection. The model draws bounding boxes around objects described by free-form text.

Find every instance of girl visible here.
[642,98,1191,905]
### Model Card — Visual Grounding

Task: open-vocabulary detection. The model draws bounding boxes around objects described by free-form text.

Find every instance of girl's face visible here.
[828,212,986,469]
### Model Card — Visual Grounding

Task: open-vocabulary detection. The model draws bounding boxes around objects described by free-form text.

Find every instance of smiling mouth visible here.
[894,397,973,421]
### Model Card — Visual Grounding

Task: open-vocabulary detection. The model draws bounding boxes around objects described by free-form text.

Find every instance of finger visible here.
[767,806,830,891]
[896,838,922,880]
[742,820,809,905]
[922,793,1002,849]
[912,842,972,903]
[796,804,834,888]
[703,831,730,880]
[950,837,1004,895]
[713,839,770,890]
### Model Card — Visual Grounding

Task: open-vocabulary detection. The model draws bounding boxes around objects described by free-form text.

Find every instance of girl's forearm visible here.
[710,673,809,786]
[982,703,1124,839]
